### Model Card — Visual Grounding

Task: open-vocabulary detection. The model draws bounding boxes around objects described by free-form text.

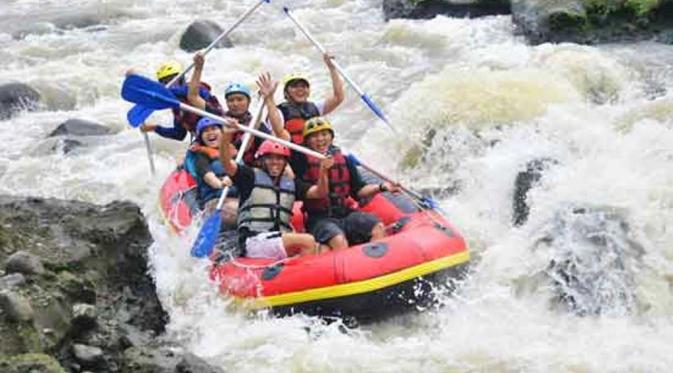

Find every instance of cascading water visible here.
[2,0,673,371]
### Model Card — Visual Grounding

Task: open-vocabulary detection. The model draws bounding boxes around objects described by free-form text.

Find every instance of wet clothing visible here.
[277,100,325,144]
[295,145,380,245]
[309,212,380,246]
[193,152,231,206]
[231,164,311,255]
[155,83,222,141]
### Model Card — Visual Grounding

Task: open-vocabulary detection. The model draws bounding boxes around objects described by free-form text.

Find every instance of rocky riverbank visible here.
[383,0,673,45]
[0,196,221,373]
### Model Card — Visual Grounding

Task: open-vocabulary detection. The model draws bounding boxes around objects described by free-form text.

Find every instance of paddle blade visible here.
[126,104,155,127]
[190,212,222,258]
[121,74,180,110]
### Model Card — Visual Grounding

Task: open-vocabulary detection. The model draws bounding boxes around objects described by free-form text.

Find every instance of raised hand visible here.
[256,72,278,98]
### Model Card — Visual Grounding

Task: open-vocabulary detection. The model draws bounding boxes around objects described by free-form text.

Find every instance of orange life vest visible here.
[277,101,320,144]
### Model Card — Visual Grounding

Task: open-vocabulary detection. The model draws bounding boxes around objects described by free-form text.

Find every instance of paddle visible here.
[345,153,448,217]
[121,74,327,160]
[127,0,270,127]
[281,6,397,134]
[190,95,266,258]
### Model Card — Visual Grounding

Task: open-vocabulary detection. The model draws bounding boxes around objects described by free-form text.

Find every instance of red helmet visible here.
[255,140,290,159]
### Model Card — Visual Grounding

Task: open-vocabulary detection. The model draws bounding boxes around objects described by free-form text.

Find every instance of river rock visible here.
[72,344,104,367]
[179,19,234,52]
[71,303,97,331]
[0,83,40,120]
[5,250,45,275]
[512,158,558,227]
[48,118,111,137]
[0,353,66,373]
[0,195,167,368]
[0,290,34,322]
[382,0,511,20]
[511,0,673,45]
[0,273,26,289]
[532,205,644,315]
[123,347,225,373]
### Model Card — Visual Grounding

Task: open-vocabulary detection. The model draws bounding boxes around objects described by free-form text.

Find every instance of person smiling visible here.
[220,123,335,260]
[270,53,344,145]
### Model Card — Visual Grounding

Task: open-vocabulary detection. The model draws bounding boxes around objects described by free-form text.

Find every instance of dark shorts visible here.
[308,211,381,245]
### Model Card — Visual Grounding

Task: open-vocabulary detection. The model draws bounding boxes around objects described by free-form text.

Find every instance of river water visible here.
[2,0,673,371]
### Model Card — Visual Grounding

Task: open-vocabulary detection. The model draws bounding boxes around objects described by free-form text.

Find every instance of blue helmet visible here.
[224,82,251,99]
[196,117,222,140]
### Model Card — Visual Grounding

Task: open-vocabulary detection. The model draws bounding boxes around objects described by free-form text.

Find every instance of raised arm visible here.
[219,121,241,177]
[257,72,290,141]
[306,156,334,199]
[187,53,207,110]
[321,53,344,115]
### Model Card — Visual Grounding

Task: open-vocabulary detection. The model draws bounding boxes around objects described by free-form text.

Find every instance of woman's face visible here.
[305,130,333,154]
[226,93,250,116]
[200,125,221,148]
[285,80,310,103]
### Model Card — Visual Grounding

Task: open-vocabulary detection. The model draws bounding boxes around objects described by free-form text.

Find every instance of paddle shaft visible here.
[142,132,156,174]
[165,0,268,88]
[214,96,266,210]
[282,6,395,132]
[177,101,326,160]
[352,157,423,201]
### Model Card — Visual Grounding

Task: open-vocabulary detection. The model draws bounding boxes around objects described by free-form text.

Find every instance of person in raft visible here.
[219,122,334,260]
[190,117,239,229]
[138,61,223,142]
[270,53,345,145]
[296,117,401,250]
[187,52,272,166]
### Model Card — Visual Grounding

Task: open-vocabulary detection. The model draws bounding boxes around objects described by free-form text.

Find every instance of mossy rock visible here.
[0,353,66,373]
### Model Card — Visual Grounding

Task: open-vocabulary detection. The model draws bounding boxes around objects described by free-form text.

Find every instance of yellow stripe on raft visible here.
[236,250,470,310]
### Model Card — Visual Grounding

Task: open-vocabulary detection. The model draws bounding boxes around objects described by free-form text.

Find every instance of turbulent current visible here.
[2,0,673,371]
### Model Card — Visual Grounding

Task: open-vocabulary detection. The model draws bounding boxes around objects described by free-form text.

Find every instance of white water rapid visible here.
[2,0,673,371]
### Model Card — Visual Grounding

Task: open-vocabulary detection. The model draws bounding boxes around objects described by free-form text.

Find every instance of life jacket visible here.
[170,82,223,135]
[187,144,226,206]
[277,101,320,144]
[238,168,296,235]
[302,145,352,218]
[228,111,258,166]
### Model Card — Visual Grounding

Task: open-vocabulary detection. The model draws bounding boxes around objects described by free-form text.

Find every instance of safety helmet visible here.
[196,117,222,140]
[224,82,251,99]
[156,61,182,81]
[282,72,310,91]
[255,140,290,159]
[303,117,334,139]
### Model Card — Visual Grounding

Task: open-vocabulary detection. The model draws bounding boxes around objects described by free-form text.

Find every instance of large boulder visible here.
[383,0,511,20]
[179,19,233,52]
[0,83,40,120]
[511,0,673,45]
[512,158,558,227]
[0,353,66,373]
[48,118,112,137]
[0,196,167,369]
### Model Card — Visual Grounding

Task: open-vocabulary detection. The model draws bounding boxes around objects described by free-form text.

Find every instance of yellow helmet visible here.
[156,61,182,81]
[303,117,334,139]
[282,72,310,90]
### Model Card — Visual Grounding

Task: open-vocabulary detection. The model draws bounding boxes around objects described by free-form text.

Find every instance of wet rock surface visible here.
[0,196,220,372]
[48,119,112,137]
[0,83,41,120]
[383,0,510,20]
[383,0,673,45]
[179,19,234,52]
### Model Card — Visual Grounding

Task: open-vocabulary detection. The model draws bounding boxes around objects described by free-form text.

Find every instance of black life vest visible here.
[302,145,352,217]
[237,168,296,235]
[277,101,320,144]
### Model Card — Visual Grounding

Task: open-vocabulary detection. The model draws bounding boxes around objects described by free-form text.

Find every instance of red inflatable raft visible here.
[159,167,470,322]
